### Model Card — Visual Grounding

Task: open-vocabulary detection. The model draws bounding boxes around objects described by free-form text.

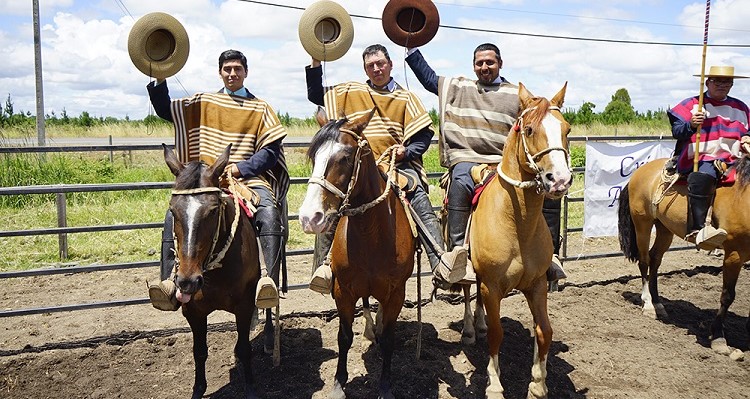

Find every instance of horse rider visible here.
[404,43,568,285]
[304,44,469,293]
[146,49,289,311]
[667,65,750,250]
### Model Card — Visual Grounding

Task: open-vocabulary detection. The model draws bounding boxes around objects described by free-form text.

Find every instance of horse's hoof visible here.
[641,305,657,319]
[711,338,733,356]
[330,385,346,399]
[461,332,476,345]
[729,349,745,361]
[527,382,548,398]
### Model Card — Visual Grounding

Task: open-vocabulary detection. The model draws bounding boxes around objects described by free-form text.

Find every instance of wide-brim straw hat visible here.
[382,0,439,48]
[298,1,354,62]
[128,12,190,80]
[694,65,748,79]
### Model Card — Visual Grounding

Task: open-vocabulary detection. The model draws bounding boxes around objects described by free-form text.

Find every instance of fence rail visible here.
[1,135,678,317]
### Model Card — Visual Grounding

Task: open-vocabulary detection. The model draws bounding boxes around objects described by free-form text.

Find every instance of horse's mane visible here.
[522,97,551,131]
[307,118,348,161]
[174,161,206,189]
[735,154,750,188]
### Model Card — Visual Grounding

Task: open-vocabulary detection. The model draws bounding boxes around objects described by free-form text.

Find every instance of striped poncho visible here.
[437,76,519,168]
[323,81,433,183]
[170,92,290,202]
[669,95,750,174]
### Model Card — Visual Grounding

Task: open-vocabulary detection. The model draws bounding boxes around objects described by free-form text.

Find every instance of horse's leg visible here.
[461,284,476,345]
[524,280,552,399]
[710,250,743,357]
[331,293,356,399]
[643,223,672,319]
[482,283,505,398]
[234,306,257,399]
[475,279,488,339]
[185,312,209,399]
[263,308,274,354]
[376,292,405,399]
[362,297,376,343]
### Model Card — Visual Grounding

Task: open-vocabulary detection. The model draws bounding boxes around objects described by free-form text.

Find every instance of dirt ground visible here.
[1,236,749,399]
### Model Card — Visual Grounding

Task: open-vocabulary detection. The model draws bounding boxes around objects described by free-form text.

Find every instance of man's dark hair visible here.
[218,49,248,71]
[473,43,501,63]
[362,44,391,62]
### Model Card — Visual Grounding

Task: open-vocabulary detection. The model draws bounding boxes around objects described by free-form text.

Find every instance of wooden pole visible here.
[694,0,711,172]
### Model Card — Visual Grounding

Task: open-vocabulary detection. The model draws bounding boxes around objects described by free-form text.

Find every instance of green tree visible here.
[602,88,635,124]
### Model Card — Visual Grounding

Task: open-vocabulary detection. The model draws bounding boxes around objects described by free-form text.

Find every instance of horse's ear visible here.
[345,108,376,134]
[314,106,328,127]
[163,144,183,177]
[551,82,567,108]
[209,144,232,182]
[518,82,534,109]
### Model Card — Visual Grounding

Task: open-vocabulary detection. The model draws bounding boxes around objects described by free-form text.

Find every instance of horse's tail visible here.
[617,184,639,263]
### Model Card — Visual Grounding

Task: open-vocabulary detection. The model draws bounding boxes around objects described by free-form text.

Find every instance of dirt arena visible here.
[1,237,749,399]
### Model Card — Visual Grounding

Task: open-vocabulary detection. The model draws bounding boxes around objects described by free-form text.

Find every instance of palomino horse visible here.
[618,143,750,358]
[298,110,416,399]
[470,83,571,398]
[164,144,265,399]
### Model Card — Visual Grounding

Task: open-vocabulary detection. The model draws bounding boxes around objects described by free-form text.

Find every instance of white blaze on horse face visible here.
[541,113,572,193]
[299,141,345,234]
[182,196,202,257]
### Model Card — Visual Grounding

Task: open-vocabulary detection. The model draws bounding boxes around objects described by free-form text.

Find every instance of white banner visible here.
[583,141,674,237]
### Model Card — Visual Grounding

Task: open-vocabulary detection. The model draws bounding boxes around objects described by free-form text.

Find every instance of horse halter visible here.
[497,105,572,192]
[170,180,239,272]
[307,128,397,217]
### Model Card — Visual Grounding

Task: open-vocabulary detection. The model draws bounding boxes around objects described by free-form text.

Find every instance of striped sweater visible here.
[170,92,289,201]
[437,76,519,168]
[323,81,433,182]
[669,94,750,173]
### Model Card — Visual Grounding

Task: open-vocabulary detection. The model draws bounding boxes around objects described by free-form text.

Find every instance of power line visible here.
[235,0,750,48]
[433,1,750,34]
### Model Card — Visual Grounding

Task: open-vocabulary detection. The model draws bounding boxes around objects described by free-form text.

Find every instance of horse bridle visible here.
[497,105,572,192]
[170,178,240,272]
[307,128,398,217]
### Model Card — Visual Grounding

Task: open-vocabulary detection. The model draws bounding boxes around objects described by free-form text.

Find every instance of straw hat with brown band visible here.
[128,12,190,80]
[693,65,748,79]
[298,0,354,62]
[382,0,440,48]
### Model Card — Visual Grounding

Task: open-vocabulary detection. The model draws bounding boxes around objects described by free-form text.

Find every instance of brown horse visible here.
[470,83,571,398]
[298,110,416,399]
[164,144,263,399]
[618,144,750,358]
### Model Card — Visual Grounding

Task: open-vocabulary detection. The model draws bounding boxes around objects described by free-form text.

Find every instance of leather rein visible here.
[307,128,399,217]
[497,105,572,193]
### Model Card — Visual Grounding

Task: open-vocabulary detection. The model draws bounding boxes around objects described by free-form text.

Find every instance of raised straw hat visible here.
[694,65,748,79]
[128,12,190,80]
[298,1,354,62]
[382,0,440,48]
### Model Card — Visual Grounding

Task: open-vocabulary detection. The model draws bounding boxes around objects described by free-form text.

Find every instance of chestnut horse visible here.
[164,144,265,399]
[470,83,571,398]
[298,110,416,399]
[618,143,750,358]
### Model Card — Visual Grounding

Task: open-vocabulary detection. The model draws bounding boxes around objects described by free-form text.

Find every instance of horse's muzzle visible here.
[175,273,203,297]
[299,211,333,234]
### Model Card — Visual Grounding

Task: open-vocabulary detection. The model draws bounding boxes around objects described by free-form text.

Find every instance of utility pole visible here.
[33,0,46,146]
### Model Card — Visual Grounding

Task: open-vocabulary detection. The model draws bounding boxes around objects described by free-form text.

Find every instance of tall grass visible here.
[0,122,656,271]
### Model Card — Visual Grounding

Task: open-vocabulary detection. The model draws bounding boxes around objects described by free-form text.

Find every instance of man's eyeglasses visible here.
[709,79,734,87]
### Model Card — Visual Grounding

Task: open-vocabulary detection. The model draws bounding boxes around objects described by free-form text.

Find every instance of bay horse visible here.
[618,142,750,357]
[164,144,266,399]
[470,83,571,398]
[298,110,416,399]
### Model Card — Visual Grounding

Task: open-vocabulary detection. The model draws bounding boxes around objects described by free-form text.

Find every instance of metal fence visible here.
[0,136,678,317]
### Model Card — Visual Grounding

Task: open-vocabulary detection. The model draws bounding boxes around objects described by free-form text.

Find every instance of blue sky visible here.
[1,0,749,120]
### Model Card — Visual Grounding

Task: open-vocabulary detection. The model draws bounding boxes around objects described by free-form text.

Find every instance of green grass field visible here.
[0,121,644,271]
